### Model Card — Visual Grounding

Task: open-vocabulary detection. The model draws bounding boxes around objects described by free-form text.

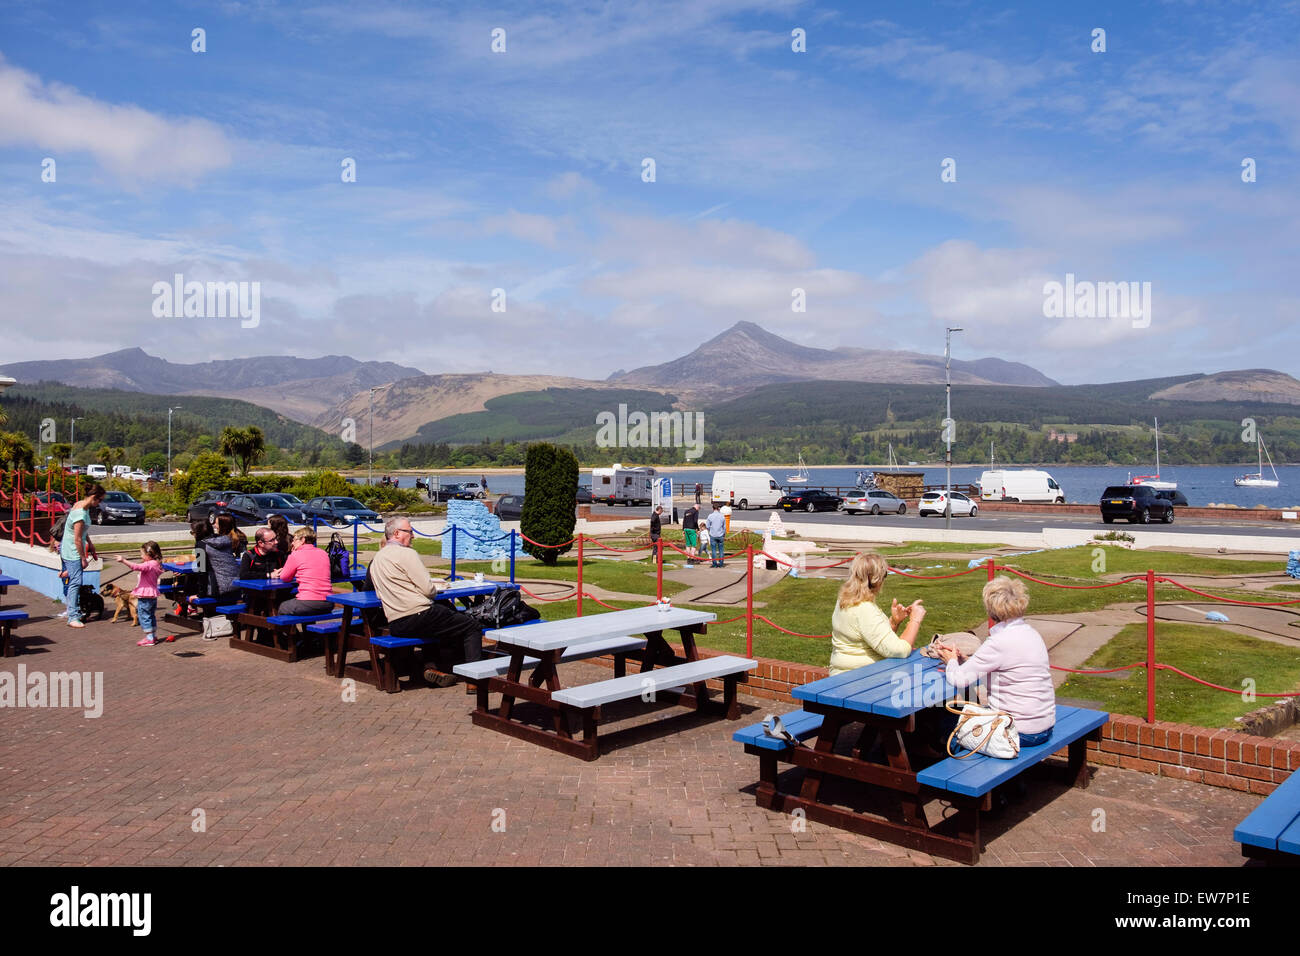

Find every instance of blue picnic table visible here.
[733,648,1108,863]
[325,582,518,691]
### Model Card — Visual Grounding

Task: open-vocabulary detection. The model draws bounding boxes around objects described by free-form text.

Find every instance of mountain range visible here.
[6,325,1300,449]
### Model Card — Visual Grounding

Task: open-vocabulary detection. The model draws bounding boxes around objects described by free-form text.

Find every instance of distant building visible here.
[1048,430,1079,443]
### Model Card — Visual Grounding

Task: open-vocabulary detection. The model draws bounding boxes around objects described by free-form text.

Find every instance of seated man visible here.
[239,526,286,579]
[368,517,483,686]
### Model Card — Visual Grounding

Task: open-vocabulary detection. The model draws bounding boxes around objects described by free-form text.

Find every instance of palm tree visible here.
[0,431,36,471]
[219,426,267,475]
[50,443,72,467]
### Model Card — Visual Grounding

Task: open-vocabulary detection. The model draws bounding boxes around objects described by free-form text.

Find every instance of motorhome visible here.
[591,464,657,506]
[710,470,782,510]
[978,470,1065,503]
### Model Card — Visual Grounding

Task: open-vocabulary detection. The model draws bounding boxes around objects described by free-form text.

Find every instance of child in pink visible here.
[117,541,163,646]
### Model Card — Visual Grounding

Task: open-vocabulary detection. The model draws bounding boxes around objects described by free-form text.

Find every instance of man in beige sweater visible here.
[369,517,483,685]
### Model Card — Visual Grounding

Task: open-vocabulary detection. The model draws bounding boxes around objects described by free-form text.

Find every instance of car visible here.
[494,494,524,521]
[842,489,907,515]
[575,486,593,505]
[91,491,146,525]
[432,483,477,502]
[187,490,243,525]
[1152,489,1189,508]
[33,491,70,514]
[224,494,306,525]
[919,491,978,517]
[1100,485,1174,524]
[302,496,381,528]
[777,489,844,513]
[127,470,151,482]
[456,481,488,499]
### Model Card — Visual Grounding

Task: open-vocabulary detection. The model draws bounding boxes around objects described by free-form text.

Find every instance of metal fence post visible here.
[656,537,664,601]
[576,534,584,617]
[1146,569,1156,723]
[509,529,516,584]
[746,545,754,657]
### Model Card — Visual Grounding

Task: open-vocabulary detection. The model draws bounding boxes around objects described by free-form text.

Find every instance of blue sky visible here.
[1,0,1297,385]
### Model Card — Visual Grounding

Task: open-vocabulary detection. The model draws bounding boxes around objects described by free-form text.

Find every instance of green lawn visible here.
[1058,623,1300,727]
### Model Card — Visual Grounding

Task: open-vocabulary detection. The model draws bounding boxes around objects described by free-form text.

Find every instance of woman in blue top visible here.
[60,484,105,628]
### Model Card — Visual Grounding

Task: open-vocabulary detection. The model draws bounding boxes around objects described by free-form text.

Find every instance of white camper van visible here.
[591,464,657,506]
[710,471,782,510]
[978,470,1065,503]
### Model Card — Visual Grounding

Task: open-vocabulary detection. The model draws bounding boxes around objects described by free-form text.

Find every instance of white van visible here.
[710,471,782,510]
[978,470,1065,503]
[112,465,132,479]
[86,464,108,479]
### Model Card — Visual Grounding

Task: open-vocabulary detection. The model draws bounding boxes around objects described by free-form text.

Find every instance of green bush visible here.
[520,443,578,565]
[175,452,231,503]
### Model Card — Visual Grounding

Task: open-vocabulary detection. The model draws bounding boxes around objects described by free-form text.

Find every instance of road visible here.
[93,506,1300,541]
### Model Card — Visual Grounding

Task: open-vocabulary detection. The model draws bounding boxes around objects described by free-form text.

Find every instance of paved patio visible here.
[0,586,1265,866]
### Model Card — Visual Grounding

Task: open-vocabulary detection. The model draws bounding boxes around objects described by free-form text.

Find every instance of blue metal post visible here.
[509,529,516,583]
[352,520,359,567]
[449,524,457,581]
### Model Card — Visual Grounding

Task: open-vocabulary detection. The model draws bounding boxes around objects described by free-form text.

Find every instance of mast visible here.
[1154,417,1160,476]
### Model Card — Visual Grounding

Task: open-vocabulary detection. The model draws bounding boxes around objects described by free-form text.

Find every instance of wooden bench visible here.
[1235,769,1300,864]
[0,609,28,657]
[551,656,755,714]
[456,635,648,685]
[229,609,343,663]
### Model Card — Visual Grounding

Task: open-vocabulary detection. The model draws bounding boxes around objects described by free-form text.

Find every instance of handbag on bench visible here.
[945,700,1020,759]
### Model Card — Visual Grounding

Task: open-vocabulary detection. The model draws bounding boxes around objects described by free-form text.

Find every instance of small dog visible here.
[99,583,139,625]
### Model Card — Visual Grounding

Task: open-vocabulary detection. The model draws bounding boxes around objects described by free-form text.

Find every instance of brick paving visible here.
[0,586,1265,866]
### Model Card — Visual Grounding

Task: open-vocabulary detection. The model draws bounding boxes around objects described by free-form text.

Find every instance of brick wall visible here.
[584,647,1300,794]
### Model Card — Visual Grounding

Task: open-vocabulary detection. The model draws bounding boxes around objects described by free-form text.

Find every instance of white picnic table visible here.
[457,605,754,760]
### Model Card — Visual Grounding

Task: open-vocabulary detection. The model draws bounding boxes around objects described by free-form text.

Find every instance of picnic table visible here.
[0,575,22,657]
[324,582,518,691]
[733,648,1107,863]
[224,568,370,662]
[160,561,208,630]
[456,605,755,760]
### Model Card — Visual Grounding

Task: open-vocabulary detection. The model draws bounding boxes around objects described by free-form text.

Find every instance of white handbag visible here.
[945,700,1020,759]
[201,615,234,640]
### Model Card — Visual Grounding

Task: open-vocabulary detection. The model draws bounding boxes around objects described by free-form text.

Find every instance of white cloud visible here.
[0,56,232,186]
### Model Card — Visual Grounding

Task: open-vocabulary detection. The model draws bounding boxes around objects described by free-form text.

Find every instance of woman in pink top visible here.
[276,527,334,616]
[116,541,164,646]
[933,575,1056,746]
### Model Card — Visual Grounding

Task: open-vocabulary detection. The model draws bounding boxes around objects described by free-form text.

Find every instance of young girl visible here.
[117,541,164,646]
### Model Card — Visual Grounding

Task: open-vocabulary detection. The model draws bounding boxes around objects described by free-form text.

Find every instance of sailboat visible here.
[1235,434,1280,488]
[786,454,810,484]
[1131,418,1177,490]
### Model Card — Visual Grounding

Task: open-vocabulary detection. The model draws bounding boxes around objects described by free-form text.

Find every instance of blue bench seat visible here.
[916,705,1110,797]
[266,611,343,627]
[732,710,826,752]
[1,609,29,657]
[215,603,247,616]
[1235,769,1300,862]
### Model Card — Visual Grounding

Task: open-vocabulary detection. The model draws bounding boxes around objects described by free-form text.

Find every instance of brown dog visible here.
[100,583,139,625]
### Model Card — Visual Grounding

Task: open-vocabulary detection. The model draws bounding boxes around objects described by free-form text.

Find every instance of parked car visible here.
[1100,485,1174,524]
[126,470,151,482]
[456,481,488,499]
[777,489,844,513]
[224,493,306,525]
[187,490,243,524]
[302,496,381,527]
[919,491,978,517]
[575,486,593,505]
[432,484,477,502]
[91,490,146,525]
[33,491,70,514]
[842,489,907,515]
[494,494,524,521]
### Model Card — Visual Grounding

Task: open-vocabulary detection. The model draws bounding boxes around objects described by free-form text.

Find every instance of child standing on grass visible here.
[116,541,163,646]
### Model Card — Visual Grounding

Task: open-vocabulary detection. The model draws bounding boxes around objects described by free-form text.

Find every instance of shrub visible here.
[176,452,231,503]
[520,443,578,566]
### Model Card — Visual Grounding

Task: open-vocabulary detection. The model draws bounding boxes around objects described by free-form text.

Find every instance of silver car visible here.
[842,489,907,515]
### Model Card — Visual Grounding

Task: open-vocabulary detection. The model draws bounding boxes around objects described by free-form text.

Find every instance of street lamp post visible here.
[70,416,83,452]
[944,327,963,530]
[367,383,394,487]
[168,406,182,484]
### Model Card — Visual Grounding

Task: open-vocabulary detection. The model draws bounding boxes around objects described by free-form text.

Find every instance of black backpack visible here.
[467,586,540,630]
[326,533,350,581]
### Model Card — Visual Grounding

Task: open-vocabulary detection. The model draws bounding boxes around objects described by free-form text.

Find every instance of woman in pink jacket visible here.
[932,575,1056,746]
[276,527,334,616]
